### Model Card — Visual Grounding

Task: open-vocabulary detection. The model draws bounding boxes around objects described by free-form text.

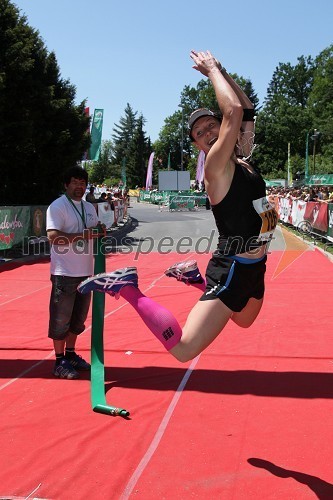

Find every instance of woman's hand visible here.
[190,50,221,77]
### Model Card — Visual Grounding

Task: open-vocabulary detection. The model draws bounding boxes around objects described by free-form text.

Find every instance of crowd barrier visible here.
[96,199,126,229]
[0,205,48,252]
[128,189,140,197]
[161,195,197,211]
[273,196,333,243]
[138,190,207,210]
[0,198,129,254]
[2,197,331,253]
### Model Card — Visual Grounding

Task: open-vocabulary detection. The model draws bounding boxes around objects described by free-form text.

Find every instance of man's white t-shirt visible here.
[47,194,99,277]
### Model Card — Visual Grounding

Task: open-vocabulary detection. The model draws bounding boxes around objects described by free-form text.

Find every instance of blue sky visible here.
[13,0,333,142]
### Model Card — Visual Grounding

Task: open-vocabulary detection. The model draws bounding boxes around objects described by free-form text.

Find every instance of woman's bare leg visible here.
[170,299,233,362]
[231,297,264,328]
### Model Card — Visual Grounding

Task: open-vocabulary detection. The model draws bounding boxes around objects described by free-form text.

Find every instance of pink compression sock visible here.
[120,286,182,350]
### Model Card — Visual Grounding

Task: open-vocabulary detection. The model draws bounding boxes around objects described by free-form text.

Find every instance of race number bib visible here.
[252,196,278,242]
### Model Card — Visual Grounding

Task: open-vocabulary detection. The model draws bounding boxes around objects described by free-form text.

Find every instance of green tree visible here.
[111,103,138,166]
[126,115,151,187]
[308,45,333,163]
[154,112,188,171]
[265,57,314,108]
[253,56,314,176]
[111,105,152,188]
[0,0,90,204]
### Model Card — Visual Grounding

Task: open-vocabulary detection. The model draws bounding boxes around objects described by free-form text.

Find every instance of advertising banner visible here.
[278,197,292,223]
[169,196,195,211]
[30,206,47,237]
[114,200,124,224]
[306,174,333,186]
[128,189,140,197]
[291,200,306,227]
[196,150,205,184]
[304,201,328,232]
[0,207,31,250]
[97,203,114,229]
[327,204,333,242]
[193,194,208,207]
[139,191,152,202]
[89,109,104,161]
[145,152,154,191]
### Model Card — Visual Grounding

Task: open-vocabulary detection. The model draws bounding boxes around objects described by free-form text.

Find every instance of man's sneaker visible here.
[53,359,79,379]
[78,267,138,297]
[164,260,202,284]
[67,353,90,371]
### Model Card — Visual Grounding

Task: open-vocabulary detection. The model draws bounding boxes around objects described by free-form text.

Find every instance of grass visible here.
[280,222,333,257]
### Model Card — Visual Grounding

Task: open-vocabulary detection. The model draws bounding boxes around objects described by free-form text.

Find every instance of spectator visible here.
[97,192,107,202]
[46,166,100,379]
[305,188,318,202]
[86,186,97,203]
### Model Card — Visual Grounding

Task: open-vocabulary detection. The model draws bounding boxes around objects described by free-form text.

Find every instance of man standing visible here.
[85,185,97,203]
[47,166,99,379]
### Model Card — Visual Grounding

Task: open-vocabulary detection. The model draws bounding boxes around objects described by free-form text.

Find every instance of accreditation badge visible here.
[74,239,88,253]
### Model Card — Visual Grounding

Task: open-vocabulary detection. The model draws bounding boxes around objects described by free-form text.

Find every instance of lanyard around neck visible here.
[65,194,87,229]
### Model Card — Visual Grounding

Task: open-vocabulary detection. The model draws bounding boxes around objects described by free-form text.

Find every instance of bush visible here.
[104,178,122,187]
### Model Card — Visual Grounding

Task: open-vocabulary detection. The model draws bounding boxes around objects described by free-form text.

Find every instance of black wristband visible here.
[242,109,255,121]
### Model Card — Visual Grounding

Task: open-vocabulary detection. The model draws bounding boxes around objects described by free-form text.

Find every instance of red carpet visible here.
[1,243,332,499]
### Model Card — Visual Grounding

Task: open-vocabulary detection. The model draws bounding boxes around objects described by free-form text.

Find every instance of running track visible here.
[0,239,333,499]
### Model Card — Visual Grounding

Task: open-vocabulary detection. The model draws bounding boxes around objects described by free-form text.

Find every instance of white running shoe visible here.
[78,267,138,297]
[164,260,202,284]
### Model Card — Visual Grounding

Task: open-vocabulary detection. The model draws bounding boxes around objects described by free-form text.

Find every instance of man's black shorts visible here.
[48,275,91,340]
[199,252,267,312]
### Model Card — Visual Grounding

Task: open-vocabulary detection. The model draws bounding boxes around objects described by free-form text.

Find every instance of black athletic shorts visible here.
[199,251,267,312]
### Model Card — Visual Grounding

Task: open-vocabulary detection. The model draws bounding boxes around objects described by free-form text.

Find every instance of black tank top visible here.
[211,163,269,255]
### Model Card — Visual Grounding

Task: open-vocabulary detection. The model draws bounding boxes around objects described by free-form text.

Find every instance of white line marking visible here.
[25,482,42,499]
[2,258,201,496]
[0,289,136,392]
[120,355,200,499]
[0,285,50,306]
[0,267,173,390]
[83,270,168,332]
[0,251,198,308]
[0,352,54,391]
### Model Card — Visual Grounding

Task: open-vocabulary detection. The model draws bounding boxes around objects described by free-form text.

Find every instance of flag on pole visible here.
[146,152,154,190]
[89,109,104,161]
[196,150,205,184]
[305,132,309,178]
[167,152,171,170]
[287,142,292,186]
[121,158,127,187]
[82,107,90,160]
